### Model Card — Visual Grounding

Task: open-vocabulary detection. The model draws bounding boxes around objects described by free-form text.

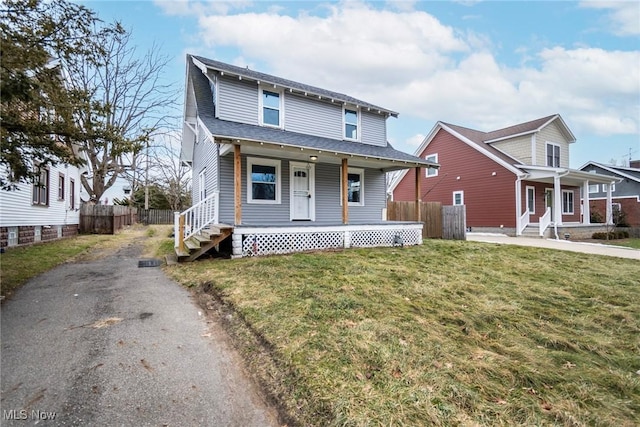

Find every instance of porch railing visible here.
[517,209,530,236]
[539,207,551,237]
[174,192,219,249]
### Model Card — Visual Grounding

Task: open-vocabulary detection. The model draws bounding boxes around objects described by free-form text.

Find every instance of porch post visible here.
[515,178,522,235]
[606,182,613,225]
[582,180,590,225]
[341,158,349,224]
[414,167,421,221]
[553,175,562,225]
[234,144,242,225]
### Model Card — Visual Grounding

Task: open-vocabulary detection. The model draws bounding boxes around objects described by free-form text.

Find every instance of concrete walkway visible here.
[467,233,640,260]
[1,238,279,426]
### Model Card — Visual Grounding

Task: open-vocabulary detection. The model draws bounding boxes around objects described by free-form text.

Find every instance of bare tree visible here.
[65,28,178,203]
[146,131,191,211]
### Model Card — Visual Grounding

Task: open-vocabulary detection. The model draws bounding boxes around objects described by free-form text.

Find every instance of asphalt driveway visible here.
[1,238,278,426]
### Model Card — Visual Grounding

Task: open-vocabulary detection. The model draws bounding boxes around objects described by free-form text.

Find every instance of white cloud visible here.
[580,1,640,36]
[406,133,426,146]
[173,1,638,142]
[154,0,252,16]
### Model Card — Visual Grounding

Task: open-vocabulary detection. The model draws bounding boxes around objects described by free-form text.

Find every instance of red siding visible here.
[521,182,581,223]
[394,129,518,227]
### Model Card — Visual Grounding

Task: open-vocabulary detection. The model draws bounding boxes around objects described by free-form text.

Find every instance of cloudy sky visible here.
[82,0,639,168]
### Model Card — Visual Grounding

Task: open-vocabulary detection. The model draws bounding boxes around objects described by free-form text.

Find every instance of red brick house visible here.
[390,114,620,237]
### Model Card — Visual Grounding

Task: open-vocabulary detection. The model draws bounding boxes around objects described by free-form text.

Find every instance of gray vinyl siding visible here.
[191,123,219,203]
[360,110,387,147]
[217,76,259,125]
[284,93,342,139]
[218,156,386,225]
[581,165,640,198]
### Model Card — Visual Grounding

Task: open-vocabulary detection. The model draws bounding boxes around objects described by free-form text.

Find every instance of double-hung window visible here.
[32,165,49,206]
[261,89,282,127]
[247,157,281,204]
[69,179,75,210]
[562,190,574,214]
[341,167,364,206]
[58,173,65,200]
[344,108,358,140]
[453,191,464,206]
[546,143,560,167]
[425,154,438,177]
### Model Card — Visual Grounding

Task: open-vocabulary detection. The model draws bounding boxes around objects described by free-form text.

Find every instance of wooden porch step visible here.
[175,224,234,262]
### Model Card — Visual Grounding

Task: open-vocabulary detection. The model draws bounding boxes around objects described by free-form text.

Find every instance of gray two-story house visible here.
[176,55,437,259]
[580,161,640,227]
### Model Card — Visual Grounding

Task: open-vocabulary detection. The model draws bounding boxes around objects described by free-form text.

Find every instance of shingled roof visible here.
[186,55,435,170]
[191,55,398,117]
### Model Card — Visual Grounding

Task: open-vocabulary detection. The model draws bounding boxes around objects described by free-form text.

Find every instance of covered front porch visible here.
[515,166,620,237]
[175,135,437,260]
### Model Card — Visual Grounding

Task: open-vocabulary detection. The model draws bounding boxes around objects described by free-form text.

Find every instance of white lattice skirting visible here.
[231,224,423,257]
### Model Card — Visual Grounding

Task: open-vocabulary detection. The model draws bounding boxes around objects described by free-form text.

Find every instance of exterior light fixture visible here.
[309,155,318,161]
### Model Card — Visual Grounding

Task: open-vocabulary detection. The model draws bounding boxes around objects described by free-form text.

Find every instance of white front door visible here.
[290,162,315,221]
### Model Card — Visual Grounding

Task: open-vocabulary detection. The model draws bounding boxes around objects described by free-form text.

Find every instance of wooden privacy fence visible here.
[387,201,466,240]
[138,209,174,225]
[80,205,138,234]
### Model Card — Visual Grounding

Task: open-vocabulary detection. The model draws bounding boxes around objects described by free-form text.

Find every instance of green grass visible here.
[167,241,640,426]
[605,238,640,249]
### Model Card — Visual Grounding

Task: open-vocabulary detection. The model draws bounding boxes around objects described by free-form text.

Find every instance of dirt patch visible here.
[191,282,302,427]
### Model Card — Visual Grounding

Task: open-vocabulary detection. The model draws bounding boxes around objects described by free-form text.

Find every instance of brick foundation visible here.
[0,224,79,248]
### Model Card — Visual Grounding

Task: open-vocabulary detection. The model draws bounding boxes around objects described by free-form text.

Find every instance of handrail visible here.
[174,192,219,249]
[518,209,530,236]
[539,207,551,237]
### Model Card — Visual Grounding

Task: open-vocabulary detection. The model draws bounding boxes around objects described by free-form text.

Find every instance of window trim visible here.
[58,173,65,200]
[259,87,284,129]
[526,186,535,214]
[343,106,360,141]
[453,190,464,206]
[69,178,75,210]
[198,168,207,201]
[340,167,365,206]
[562,189,574,215]
[588,183,599,194]
[425,153,438,177]
[545,142,561,168]
[602,183,616,193]
[32,165,49,206]
[247,157,281,204]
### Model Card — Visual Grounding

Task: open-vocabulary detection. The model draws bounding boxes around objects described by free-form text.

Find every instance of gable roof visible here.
[191,55,398,118]
[483,114,576,143]
[185,55,435,171]
[579,161,640,184]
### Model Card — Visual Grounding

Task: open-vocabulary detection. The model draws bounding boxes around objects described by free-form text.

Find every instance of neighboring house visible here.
[176,55,437,259]
[579,160,640,227]
[390,114,620,238]
[0,162,81,248]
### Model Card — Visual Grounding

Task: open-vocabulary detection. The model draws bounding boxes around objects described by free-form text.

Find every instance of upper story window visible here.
[588,184,599,193]
[425,154,438,177]
[32,165,49,206]
[602,183,616,193]
[546,143,560,168]
[260,88,282,128]
[344,108,359,141]
[247,157,281,204]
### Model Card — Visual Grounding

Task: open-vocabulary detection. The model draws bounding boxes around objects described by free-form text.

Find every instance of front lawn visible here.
[167,241,639,426]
